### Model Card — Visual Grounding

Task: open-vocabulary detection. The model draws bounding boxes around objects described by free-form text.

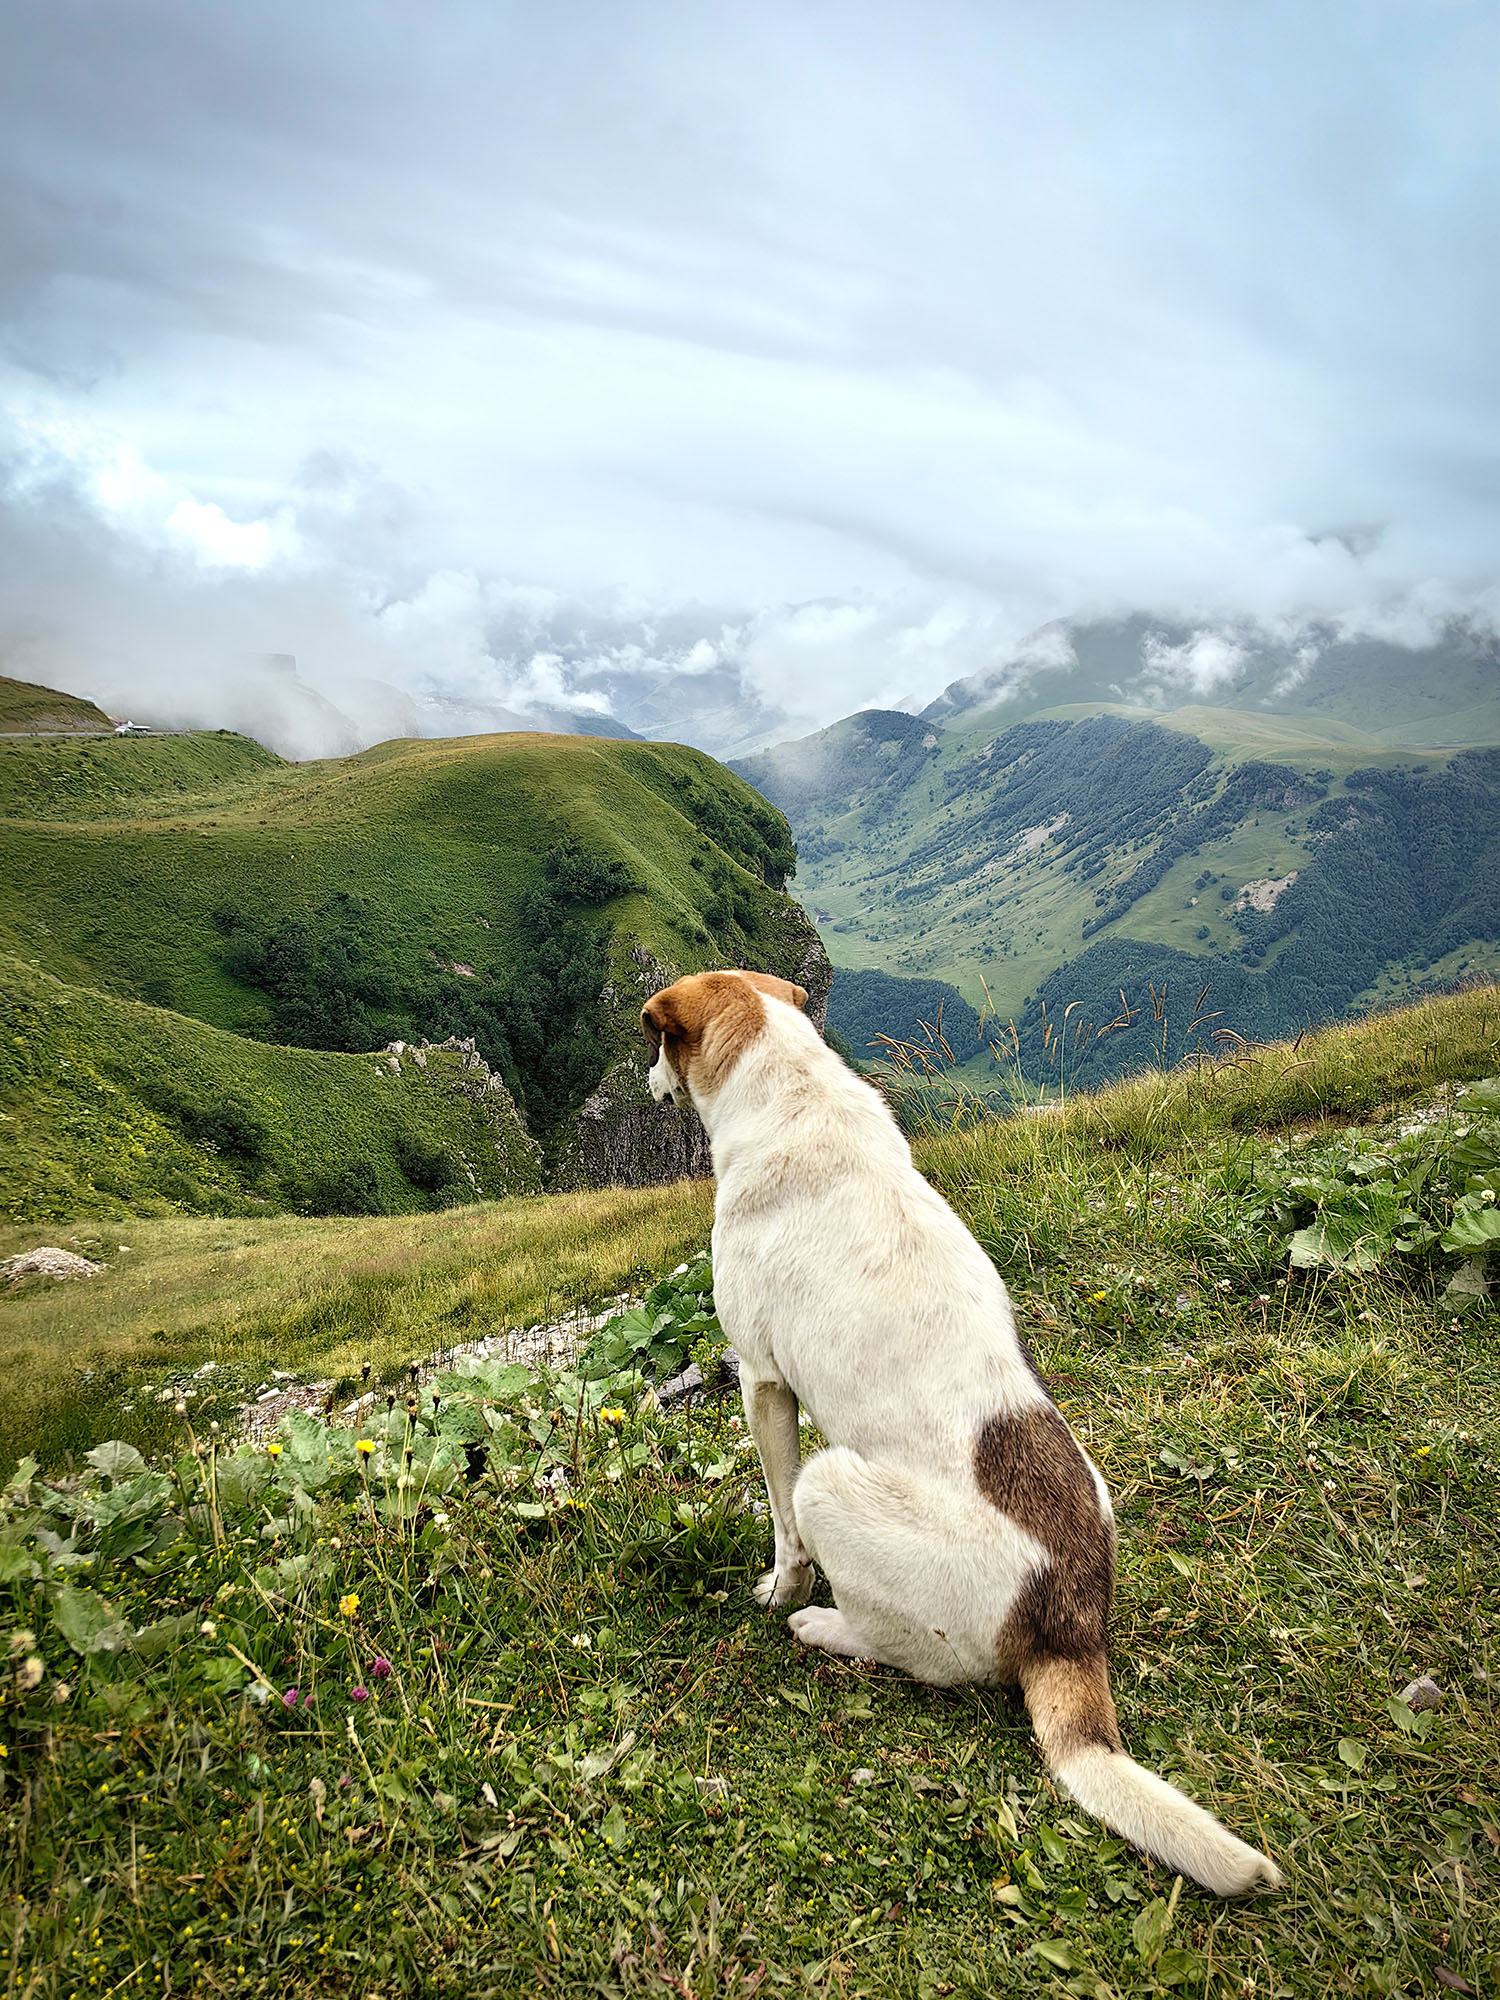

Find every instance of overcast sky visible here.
[2,0,1498,754]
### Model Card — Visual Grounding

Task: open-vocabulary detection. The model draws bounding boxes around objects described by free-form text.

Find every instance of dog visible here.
[642,968,1281,1897]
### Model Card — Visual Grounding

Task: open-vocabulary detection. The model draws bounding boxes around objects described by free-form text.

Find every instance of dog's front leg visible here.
[744,1376,815,1608]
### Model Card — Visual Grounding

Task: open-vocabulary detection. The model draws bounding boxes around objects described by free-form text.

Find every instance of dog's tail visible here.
[1019,1654,1282,1898]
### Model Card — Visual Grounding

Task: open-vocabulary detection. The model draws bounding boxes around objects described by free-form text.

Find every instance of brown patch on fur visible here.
[1019,1651,1122,1759]
[978,1402,1121,1751]
[641,972,770,1099]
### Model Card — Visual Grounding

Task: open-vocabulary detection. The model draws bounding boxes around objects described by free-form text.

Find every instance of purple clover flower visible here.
[350,1685,369,1702]
[371,1656,392,1680]
[281,1687,300,1709]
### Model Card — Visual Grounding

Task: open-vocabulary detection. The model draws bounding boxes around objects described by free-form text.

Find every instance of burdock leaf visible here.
[52,1584,130,1656]
[85,1441,147,1481]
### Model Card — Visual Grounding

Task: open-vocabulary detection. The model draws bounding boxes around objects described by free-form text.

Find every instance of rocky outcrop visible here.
[554,908,833,1190]
[384,1037,543,1194]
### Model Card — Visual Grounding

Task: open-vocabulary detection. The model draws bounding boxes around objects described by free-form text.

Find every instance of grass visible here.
[0,953,542,1224]
[0,1180,712,1471]
[0,991,1497,1995]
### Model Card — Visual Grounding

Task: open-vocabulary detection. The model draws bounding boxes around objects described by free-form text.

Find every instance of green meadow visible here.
[0,987,1496,1996]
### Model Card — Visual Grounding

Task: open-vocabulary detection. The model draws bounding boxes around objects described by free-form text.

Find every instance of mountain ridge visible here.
[736,633,1500,1077]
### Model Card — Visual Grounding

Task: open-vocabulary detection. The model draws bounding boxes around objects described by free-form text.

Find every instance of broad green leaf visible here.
[1157,1948,1205,1984]
[0,1539,39,1584]
[1439,1206,1500,1252]
[1337,1737,1367,1771]
[131,1612,197,1659]
[1036,1824,1069,1864]
[85,1441,147,1480]
[87,1471,172,1529]
[52,1583,130,1656]
[1031,1940,1079,1970]
[1288,1221,1386,1272]
[599,1802,628,1847]
[1131,1895,1173,1965]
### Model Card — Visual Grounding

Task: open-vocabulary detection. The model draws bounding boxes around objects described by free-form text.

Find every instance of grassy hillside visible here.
[0,1176,711,1468]
[0,953,542,1225]
[0,671,113,733]
[738,702,1500,1077]
[0,988,1495,1995]
[0,726,824,1175]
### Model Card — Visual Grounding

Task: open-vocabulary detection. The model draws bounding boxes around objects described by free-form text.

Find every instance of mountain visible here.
[736,632,1500,1080]
[923,616,1500,748]
[0,686,828,1207]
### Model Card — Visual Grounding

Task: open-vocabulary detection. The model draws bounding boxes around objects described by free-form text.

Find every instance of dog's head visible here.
[642,969,808,1110]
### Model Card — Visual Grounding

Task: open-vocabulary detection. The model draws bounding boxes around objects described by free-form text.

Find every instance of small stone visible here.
[852,1768,876,1786]
[1400,1675,1443,1711]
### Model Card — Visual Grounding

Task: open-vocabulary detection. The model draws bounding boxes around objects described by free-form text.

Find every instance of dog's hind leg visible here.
[791,1446,1036,1685]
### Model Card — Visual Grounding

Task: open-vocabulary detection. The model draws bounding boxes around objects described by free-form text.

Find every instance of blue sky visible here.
[2,0,1497,751]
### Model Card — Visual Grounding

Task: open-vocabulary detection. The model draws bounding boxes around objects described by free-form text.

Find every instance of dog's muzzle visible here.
[647,1051,678,1107]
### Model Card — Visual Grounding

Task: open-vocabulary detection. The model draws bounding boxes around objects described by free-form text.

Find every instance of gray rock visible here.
[1400,1675,1443,1711]
[656,1347,741,1409]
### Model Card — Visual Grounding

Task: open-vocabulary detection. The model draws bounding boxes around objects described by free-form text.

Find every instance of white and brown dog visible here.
[642,968,1280,1897]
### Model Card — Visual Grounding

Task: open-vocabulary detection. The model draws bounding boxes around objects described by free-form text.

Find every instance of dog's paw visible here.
[788,1605,874,1660]
[753,1562,814,1609]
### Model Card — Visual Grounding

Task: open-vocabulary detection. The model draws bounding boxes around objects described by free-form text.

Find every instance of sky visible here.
[2,0,1498,755]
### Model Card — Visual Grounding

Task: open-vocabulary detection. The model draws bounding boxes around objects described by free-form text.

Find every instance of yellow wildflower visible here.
[355,1439,376,1458]
[339,1593,360,1619]
[600,1407,627,1427]
[266,1443,283,1458]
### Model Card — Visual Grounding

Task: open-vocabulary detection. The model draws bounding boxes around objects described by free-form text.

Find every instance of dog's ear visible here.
[736,970,809,1012]
[641,986,683,1056]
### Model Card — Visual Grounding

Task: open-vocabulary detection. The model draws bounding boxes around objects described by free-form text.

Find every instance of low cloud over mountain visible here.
[4,0,1499,755]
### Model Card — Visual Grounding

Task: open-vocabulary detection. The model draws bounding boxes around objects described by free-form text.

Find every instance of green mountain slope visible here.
[0,672,114,733]
[1,953,541,1223]
[736,695,1500,1076]
[0,720,827,1194]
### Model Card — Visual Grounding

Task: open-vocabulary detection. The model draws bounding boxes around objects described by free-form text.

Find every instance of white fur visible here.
[671,977,1280,1896]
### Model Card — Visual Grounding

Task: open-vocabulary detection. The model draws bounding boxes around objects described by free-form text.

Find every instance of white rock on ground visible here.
[2,1247,104,1285]
[234,1298,638,1442]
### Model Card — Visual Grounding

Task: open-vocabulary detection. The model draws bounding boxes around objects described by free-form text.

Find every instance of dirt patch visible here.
[1236,871,1298,914]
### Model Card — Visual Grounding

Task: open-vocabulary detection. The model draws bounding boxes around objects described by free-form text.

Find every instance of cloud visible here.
[1139,630,1248,699]
[1,0,1498,752]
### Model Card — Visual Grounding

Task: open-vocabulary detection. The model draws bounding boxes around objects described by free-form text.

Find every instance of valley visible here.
[740,622,1500,1077]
